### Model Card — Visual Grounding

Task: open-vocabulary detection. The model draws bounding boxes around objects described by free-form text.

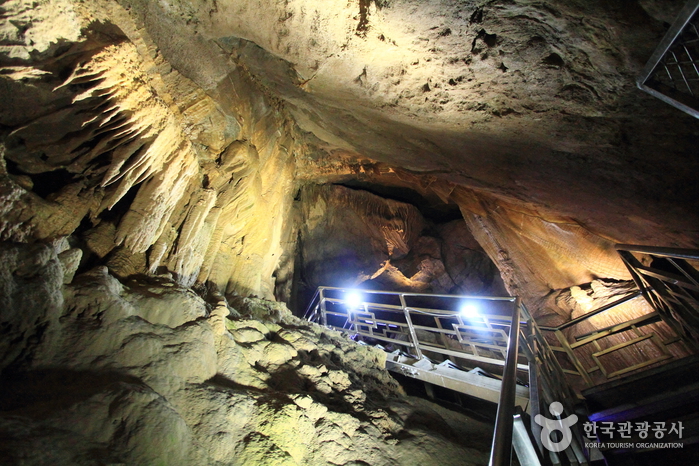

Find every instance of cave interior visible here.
[1,0,698,465]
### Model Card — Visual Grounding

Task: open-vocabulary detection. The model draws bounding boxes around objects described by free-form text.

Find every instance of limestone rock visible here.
[297,184,504,297]
[0,258,495,464]
[57,247,82,284]
[439,220,507,295]
[1,0,698,463]
[0,0,81,61]
[0,242,63,372]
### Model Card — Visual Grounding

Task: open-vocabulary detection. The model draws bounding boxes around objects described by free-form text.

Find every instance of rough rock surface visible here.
[1,1,299,300]
[2,1,699,463]
[1,0,697,314]
[0,243,492,465]
[121,0,698,245]
[296,184,505,297]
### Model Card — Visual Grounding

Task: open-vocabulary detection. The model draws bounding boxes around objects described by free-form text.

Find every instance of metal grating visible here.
[638,0,699,118]
[655,22,699,95]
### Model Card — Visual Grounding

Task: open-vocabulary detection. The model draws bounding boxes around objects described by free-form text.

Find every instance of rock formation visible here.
[0,242,493,465]
[295,184,505,300]
[1,0,697,464]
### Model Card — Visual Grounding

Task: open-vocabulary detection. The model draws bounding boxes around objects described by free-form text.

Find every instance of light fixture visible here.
[346,291,363,308]
[459,303,479,319]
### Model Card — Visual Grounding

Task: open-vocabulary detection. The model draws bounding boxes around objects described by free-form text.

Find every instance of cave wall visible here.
[1,0,303,300]
[295,184,505,302]
[0,6,501,462]
[1,0,699,463]
[0,241,494,465]
[3,0,697,314]
[1,0,695,349]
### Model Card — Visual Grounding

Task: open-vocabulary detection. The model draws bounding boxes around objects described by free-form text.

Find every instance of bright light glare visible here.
[346,292,363,308]
[459,303,479,319]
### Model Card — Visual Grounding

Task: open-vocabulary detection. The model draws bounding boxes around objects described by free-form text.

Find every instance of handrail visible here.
[306,287,578,465]
[489,297,521,466]
[635,0,699,119]
[538,290,643,332]
[615,244,699,260]
[616,244,699,347]
[314,285,518,301]
[399,294,423,359]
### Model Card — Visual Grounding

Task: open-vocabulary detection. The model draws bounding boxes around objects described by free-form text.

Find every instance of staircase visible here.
[303,287,535,408]
[304,287,585,465]
[383,351,530,411]
[304,245,699,466]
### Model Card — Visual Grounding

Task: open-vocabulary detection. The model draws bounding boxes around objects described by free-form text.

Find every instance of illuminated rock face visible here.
[122,0,698,244]
[1,2,300,300]
[295,184,506,297]
[1,0,698,464]
[0,243,492,465]
[2,0,697,306]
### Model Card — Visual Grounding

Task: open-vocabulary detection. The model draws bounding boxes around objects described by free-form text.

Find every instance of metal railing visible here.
[617,244,699,347]
[541,291,665,383]
[305,287,582,465]
[304,244,699,464]
[637,0,699,118]
[535,285,692,390]
[304,287,527,370]
[489,297,521,466]
[519,303,587,466]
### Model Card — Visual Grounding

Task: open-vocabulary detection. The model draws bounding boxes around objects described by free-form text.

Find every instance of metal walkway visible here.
[305,245,699,465]
[384,351,530,410]
[305,287,587,465]
[304,288,533,408]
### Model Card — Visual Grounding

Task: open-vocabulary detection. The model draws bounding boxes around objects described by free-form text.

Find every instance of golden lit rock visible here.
[1,0,698,464]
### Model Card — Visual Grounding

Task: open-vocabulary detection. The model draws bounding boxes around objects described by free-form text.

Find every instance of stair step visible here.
[384,351,530,409]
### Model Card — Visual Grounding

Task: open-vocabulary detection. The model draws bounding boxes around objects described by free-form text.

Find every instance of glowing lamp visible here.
[459,303,479,319]
[346,291,363,308]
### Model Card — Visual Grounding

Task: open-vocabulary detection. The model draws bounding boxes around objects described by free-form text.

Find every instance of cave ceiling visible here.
[102,0,699,244]
[1,0,698,310]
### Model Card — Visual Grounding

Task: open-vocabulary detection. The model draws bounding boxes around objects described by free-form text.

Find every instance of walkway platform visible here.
[384,350,530,411]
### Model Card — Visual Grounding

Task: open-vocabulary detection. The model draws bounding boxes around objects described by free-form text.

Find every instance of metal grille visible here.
[655,21,699,95]
[616,244,699,345]
[638,0,699,118]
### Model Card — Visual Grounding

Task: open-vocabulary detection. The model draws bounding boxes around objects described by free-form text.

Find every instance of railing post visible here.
[399,294,423,359]
[553,329,593,387]
[320,288,328,328]
[526,319,545,458]
[489,297,522,466]
[303,287,321,320]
